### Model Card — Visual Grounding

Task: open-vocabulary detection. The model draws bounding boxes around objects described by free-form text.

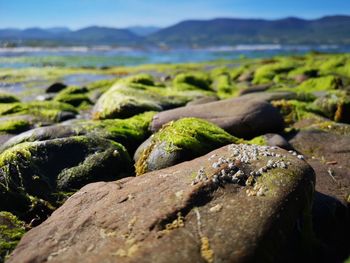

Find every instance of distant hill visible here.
[1,15,350,47]
[147,15,350,46]
[127,26,160,36]
[0,26,141,46]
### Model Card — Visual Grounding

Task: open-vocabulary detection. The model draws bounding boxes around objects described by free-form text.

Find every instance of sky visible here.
[0,0,349,29]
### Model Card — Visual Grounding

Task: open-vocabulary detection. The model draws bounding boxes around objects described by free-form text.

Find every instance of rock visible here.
[54,86,92,108]
[46,82,67,93]
[150,97,284,139]
[134,118,239,175]
[0,211,25,262]
[92,74,214,120]
[0,112,156,154]
[265,133,293,150]
[0,93,20,104]
[0,101,77,124]
[289,128,350,261]
[238,84,271,96]
[289,129,350,205]
[172,72,212,91]
[237,71,254,82]
[8,144,315,263]
[186,96,218,106]
[240,91,298,102]
[0,135,132,222]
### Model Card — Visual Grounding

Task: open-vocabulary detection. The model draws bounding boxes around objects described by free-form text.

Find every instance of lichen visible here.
[200,237,214,263]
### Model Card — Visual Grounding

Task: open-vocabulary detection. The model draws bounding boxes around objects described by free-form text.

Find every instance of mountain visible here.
[127,26,161,36]
[1,15,350,47]
[147,15,350,46]
[0,26,141,46]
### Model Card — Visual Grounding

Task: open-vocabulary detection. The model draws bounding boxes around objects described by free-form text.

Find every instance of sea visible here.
[1,44,350,68]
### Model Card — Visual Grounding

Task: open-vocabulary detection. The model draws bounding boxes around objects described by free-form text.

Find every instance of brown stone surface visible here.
[150,97,284,138]
[9,144,314,263]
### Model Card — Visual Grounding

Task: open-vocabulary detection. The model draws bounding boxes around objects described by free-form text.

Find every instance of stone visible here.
[46,83,67,93]
[134,118,239,175]
[150,97,284,139]
[288,129,350,260]
[8,144,315,263]
[186,96,218,106]
[0,112,155,155]
[0,135,132,222]
[92,74,214,120]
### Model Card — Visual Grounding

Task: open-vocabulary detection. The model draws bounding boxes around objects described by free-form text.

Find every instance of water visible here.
[1,45,350,68]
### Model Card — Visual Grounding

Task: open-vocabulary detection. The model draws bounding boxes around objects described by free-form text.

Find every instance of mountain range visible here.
[1,15,350,47]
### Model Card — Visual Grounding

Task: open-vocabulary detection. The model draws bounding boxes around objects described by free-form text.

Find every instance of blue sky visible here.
[0,0,349,29]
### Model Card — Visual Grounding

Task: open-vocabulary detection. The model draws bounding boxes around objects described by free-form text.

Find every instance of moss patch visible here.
[135,118,240,175]
[0,211,26,262]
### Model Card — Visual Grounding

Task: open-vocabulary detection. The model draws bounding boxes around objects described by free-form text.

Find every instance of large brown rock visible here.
[150,97,284,138]
[289,127,350,260]
[9,144,315,263]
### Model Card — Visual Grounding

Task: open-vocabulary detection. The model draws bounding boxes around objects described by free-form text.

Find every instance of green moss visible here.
[135,118,240,175]
[85,78,119,91]
[294,76,342,94]
[253,61,297,84]
[0,211,26,262]
[93,80,214,119]
[247,136,267,146]
[0,119,31,134]
[120,73,155,86]
[74,111,156,151]
[0,101,77,122]
[172,72,212,90]
[287,67,319,79]
[212,73,240,99]
[272,100,323,126]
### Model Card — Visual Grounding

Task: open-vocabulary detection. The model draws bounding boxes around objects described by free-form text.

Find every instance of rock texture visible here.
[9,144,315,263]
[150,97,284,138]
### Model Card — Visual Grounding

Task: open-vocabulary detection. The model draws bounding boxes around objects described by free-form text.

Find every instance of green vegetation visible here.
[0,211,26,262]
[135,118,240,175]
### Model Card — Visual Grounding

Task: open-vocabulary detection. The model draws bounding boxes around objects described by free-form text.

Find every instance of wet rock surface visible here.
[8,144,315,263]
[150,97,284,138]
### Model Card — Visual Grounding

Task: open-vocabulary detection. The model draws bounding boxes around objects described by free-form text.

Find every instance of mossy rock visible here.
[294,76,343,94]
[272,100,325,126]
[0,112,156,155]
[212,73,240,99]
[172,72,212,90]
[0,211,25,262]
[53,86,93,108]
[0,116,34,134]
[0,135,132,219]
[135,118,240,175]
[92,75,214,120]
[0,101,77,123]
[253,61,297,84]
[310,93,350,123]
[0,93,20,104]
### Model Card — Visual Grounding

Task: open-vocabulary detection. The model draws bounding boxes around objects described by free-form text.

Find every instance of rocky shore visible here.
[0,53,349,262]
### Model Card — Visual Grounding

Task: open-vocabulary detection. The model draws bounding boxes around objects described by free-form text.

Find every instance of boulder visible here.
[0,112,156,154]
[46,83,67,93]
[0,135,132,223]
[9,144,315,263]
[150,97,284,139]
[134,118,239,175]
[92,74,214,120]
[289,128,350,260]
